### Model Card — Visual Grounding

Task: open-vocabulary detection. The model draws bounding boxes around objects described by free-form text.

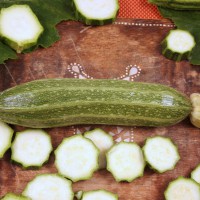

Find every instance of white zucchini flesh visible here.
[191,164,200,184]
[82,190,118,200]
[74,0,118,19]
[106,142,145,182]
[165,177,200,200]
[0,5,44,53]
[143,136,180,173]
[55,135,99,182]
[22,174,74,200]
[165,29,195,53]
[11,129,52,168]
[0,121,14,158]
[84,128,114,169]
[1,193,30,200]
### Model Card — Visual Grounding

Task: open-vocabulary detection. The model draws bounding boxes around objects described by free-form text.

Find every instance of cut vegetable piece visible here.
[191,164,200,184]
[84,128,114,169]
[106,142,145,182]
[82,190,118,200]
[0,121,14,158]
[143,136,180,173]
[55,135,99,182]
[0,5,44,53]
[1,193,30,200]
[11,129,52,168]
[162,29,196,61]
[75,191,83,200]
[165,177,200,200]
[72,0,119,25]
[190,93,200,128]
[23,174,74,200]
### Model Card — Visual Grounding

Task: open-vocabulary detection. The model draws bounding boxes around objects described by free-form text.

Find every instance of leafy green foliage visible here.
[159,7,200,65]
[0,41,17,64]
[0,0,76,63]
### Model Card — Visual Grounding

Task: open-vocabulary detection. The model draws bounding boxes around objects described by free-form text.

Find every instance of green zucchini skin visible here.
[72,0,119,26]
[0,78,192,128]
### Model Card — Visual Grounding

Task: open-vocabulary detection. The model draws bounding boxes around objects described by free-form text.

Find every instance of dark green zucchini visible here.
[0,78,192,128]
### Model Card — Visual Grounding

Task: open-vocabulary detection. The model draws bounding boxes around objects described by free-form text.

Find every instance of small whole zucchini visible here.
[0,78,192,128]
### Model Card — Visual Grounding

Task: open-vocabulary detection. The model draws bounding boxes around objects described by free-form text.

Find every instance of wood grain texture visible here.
[0,18,200,199]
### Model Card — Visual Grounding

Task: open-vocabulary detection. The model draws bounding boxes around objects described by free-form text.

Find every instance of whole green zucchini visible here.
[149,0,200,10]
[0,78,192,128]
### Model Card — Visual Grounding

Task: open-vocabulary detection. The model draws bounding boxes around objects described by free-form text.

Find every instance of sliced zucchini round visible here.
[162,29,196,61]
[190,93,200,128]
[0,121,14,159]
[191,164,200,184]
[22,173,74,200]
[84,128,114,169]
[72,0,119,25]
[55,135,99,182]
[143,136,180,173]
[1,193,30,200]
[165,177,200,200]
[75,191,83,200]
[106,142,145,182]
[11,129,52,168]
[82,190,118,200]
[0,4,44,53]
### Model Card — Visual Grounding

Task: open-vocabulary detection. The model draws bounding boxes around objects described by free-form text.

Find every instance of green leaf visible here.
[0,41,17,64]
[0,0,76,63]
[159,7,200,65]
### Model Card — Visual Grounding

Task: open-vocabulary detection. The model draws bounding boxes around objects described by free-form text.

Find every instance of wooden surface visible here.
[0,18,200,199]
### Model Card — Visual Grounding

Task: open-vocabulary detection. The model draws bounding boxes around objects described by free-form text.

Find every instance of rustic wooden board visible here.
[0,18,200,200]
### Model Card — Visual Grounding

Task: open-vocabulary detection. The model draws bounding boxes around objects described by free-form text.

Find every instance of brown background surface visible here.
[0,19,200,199]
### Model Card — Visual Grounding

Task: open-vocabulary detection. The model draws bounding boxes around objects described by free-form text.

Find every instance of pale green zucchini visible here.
[143,136,180,173]
[72,0,119,25]
[164,177,200,200]
[11,129,52,168]
[0,5,44,53]
[106,142,145,182]
[81,190,118,200]
[22,173,74,200]
[84,128,114,169]
[55,135,99,182]
[1,193,30,200]
[191,164,200,184]
[0,121,14,158]
[162,29,196,61]
[0,78,192,128]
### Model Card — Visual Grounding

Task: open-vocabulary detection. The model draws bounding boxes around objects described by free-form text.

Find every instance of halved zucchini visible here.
[22,174,74,200]
[143,136,180,173]
[11,129,52,168]
[84,128,114,169]
[191,164,200,184]
[162,29,196,61]
[72,0,119,25]
[0,5,44,53]
[55,135,99,182]
[165,177,200,200]
[106,142,145,182]
[0,121,14,158]
[81,190,118,200]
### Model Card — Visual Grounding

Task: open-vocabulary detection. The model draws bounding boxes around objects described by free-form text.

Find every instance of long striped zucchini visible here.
[0,78,192,128]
